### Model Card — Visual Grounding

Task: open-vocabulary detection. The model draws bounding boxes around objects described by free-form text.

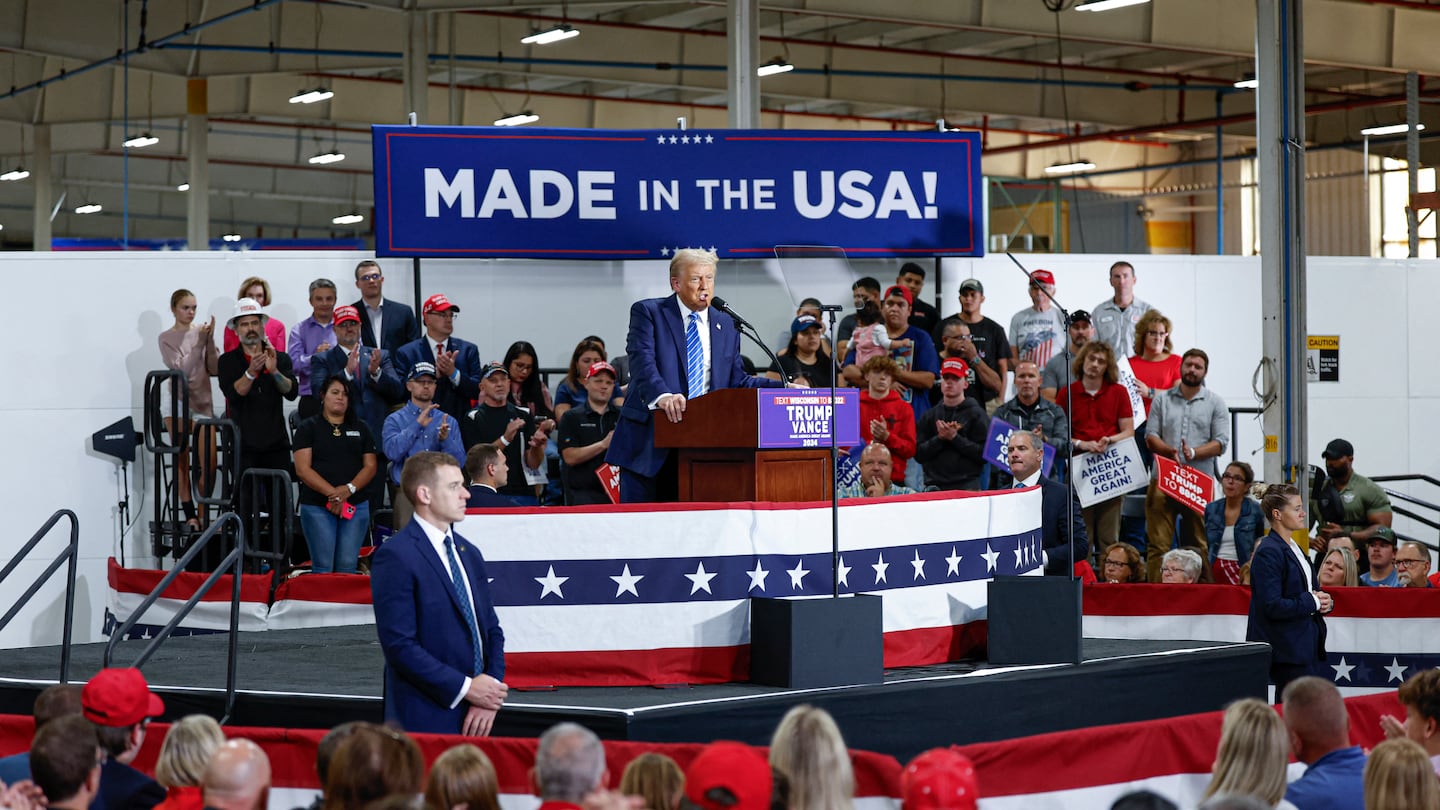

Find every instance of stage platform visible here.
[0,626,1268,760]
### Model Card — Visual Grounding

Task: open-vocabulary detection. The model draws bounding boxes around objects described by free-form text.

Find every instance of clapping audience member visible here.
[1159,549,1204,584]
[1057,341,1134,557]
[768,705,854,810]
[224,276,287,353]
[1280,677,1366,810]
[1378,669,1440,773]
[153,715,226,810]
[29,714,101,810]
[558,362,621,506]
[293,376,378,574]
[322,724,423,810]
[159,289,220,532]
[0,683,82,783]
[396,294,482,419]
[554,339,611,420]
[899,747,978,810]
[1101,544,1144,583]
[460,363,551,506]
[383,362,465,527]
[1206,462,1262,585]
[915,359,987,492]
[83,668,166,810]
[1317,548,1358,589]
[202,740,270,810]
[857,356,917,487]
[288,278,340,419]
[768,316,835,388]
[618,752,683,810]
[217,297,299,497]
[1200,699,1290,809]
[1395,541,1434,588]
[683,743,771,810]
[425,745,500,810]
[1362,739,1440,810]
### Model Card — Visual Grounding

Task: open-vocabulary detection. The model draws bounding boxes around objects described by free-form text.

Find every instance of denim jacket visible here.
[1204,496,1263,565]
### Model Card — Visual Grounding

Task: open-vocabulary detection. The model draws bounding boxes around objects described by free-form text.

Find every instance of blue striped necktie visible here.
[444,535,484,674]
[685,312,707,397]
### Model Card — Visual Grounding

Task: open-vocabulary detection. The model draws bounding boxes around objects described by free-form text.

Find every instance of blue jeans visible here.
[300,502,369,574]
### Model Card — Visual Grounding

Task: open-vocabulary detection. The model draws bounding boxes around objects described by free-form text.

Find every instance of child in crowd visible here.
[849,302,911,367]
[857,355,916,485]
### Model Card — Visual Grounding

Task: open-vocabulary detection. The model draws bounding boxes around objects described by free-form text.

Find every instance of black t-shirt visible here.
[291,416,376,506]
[909,298,940,337]
[768,352,835,388]
[460,402,536,496]
[557,401,620,495]
[218,349,299,452]
[931,314,1011,404]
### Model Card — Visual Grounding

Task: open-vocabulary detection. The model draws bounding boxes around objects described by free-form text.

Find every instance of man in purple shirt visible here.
[288,278,338,419]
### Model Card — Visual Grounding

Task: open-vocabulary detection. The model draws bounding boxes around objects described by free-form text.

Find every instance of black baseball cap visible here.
[1070,310,1092,325]
[1322,439,1354,460]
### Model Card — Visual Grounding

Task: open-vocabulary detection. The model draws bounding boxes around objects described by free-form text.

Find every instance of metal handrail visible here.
[104,512,246,723]
[237,468,294,569]
[143,370,189,455]
[0,510,79,683]
[192,416,240,511]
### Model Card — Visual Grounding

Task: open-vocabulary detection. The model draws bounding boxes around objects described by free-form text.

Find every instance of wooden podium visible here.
[654,388,833,502]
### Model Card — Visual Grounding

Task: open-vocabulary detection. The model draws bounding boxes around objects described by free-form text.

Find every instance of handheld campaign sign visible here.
[1153,456,1216,515]
[1070,437,1148,508]
[371,126,984,259]
[984,417,1056,478]
[757,389,861,449]
[1115,356,1148,429]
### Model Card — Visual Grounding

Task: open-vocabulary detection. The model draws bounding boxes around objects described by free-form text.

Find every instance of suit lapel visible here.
[710,313,728,390]
[661,295,687,388]
[414,525,468,619]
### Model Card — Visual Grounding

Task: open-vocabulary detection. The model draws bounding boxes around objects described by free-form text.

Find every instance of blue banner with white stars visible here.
[371,126,984,260]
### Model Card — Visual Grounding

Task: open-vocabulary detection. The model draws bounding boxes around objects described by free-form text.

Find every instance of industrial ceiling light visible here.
[75,203,103,214]
[123,133,159,148]
[521,24,579,45]
[177,183,190,191]
[1360,123,1425,136]
[332,212,365,225]
[1233,77,1259,90]
[1045,160,1097,175]
[289,88,335,104]
[308,150,346,165]
[494,111,540,127]
[757,58,794,77]
[0,166,29,182]
[1075,0,1150,10]
[221,232,243,242]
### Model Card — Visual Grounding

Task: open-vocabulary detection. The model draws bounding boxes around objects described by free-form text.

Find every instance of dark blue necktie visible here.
[444,534,484,674]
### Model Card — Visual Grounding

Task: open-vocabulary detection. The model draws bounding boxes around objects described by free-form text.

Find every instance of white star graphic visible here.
[945,547,962,576]
[535,565,569,599]
[910,549,926,581]
[660,247,671,257]
[787,559,810,590]
[655,135,665,144]
[837,556,851,588]
[681,134,691,144]
[685,561,718,595]
[705,134,714,143]
[981,543,1000,572]
[708,245,717,252]
[746,560,769,592]
[668,135,678,144]
[872,552,889,584]
[1385,657,1409,683]
[1331,657,1355,682]
[610,564,644,598]
[1013,541,1025,568]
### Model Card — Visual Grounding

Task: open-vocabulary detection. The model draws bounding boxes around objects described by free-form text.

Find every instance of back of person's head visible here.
[856,301,881,326]
[1195,797,1271,810]
[202,738,272,810]
[682,742,772,810]
[1110,790,1177,810]
[466,443,504,483]
[1280,677,1349,760]
[82,667,165,760]
[899,747,978,810]
[768,705,854,810]
[32,684,84,738]
[619,752,684,810]
[1363,738,1440,810]
[1397,668,1440,737]
[155,714,226,789]
[30,714,100,806]
[1201,699,1287,806]
[535,722,606,802]
[322,723,423,810]
[315,721,365,790]
[425,744,500,810]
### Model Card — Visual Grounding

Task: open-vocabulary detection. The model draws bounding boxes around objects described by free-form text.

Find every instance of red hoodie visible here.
[859,388,917,483]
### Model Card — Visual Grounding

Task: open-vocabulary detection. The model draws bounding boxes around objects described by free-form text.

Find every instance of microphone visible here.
[709,296,752,330]
[710,296,788,384]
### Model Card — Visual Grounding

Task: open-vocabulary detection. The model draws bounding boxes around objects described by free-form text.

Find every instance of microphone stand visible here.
[819,303,844,598]
[713,297,791,385]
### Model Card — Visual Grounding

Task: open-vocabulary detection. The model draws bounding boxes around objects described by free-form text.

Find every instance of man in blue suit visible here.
[395,294,482,419]
[1248,483,1333,692]
[371,451,508,735]
[352,260,420,352]
[1008,430,1088,575]
[606,249,785,503]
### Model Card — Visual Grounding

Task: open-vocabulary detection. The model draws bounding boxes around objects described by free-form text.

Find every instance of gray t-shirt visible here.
[1091,297,1153,358]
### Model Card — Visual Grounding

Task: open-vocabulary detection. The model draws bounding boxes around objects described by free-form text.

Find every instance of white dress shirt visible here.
[414,514,478,706]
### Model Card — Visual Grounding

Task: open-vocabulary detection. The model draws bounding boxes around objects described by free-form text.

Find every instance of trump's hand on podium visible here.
[466,673,508,710]
[658,393,687,423]
[462,704,497,737]
[785,381,809,389]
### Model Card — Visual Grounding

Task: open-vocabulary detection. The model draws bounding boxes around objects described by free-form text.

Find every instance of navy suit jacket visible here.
[354,298,420,353]
[371,518,505,734]
[90,759,164,810]
[1039,477,1089,575]
[467,485,519,508]
[607,295,782,477]
[395,336,482,419]
[311,345,405,443]
[1247,530,1327,666]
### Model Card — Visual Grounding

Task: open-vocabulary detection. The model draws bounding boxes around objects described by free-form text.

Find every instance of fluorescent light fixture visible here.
[1360,123,1426,136]
[521,24,579,45]
[221,232,242,242]
[308,150,346,165]
[288,88,334,104]
[0,167,29,182]
[1045,160,1097,175]
[1075,0,1150,10]
[757,58,794,77]
[494,112,539,127]
[332,212,365,225]
[123,133,159,148]
[75,203,103,214]
[176,183,190,192]
[1233,78,1258,90]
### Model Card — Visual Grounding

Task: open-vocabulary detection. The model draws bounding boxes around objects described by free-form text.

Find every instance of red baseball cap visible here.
[586,361,617,380]
[422,294,460,316]
[684,742,772,810]
[82,668,165,728]
[940,358,970,379]
[1030,269,1055,287]
[333,305,360,325]
[901,748,979,810]
[884,285,914,306]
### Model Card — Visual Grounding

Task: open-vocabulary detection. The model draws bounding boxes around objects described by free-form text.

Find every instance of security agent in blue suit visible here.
[371,451,508,735]
[352,260,420,352]
[1247,483,1333,693]
[395,293,483,419]
[605,249,784,503]
[1007,430,1088,575]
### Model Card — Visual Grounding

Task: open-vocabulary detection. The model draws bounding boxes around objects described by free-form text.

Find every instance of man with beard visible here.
[1313,438,1393,549]
[1040,310,1093,403]
[218,298,298,481]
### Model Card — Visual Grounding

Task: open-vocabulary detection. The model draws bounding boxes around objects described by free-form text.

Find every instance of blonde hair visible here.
[769,705,853,810]
[1322,548,1359,587]
[425,744,500,810]
[1363,738,1440,810]
[669,248,718,280]
[618,752,684,810]
[1201,699,1288,805]
[155,715,226,788]
[236,276,272,305]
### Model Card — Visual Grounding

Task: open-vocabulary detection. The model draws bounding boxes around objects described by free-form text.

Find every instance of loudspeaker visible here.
[92,416,141,463]
[987,576,1082,665]
[749,595,883,688]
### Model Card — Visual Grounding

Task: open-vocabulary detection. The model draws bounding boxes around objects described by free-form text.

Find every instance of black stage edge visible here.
[0,627,1269,762]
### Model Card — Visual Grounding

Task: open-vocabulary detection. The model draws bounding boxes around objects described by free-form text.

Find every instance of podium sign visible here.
[757,389,861,449]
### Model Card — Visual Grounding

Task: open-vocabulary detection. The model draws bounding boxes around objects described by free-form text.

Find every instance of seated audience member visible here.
[83,668,167,810]
[533,723,608,808]
[153,715,226,810]
[29,714,102,810]
[223,276,287,353]
[465,444,518,509]
[460,363,551,507]
[1040,309,1093,402]
[504,341,555,421]
[202,740,270,810]
[769,706,853,810]
[1200,699,1290,809]
[425,745,500,810]
[1109,791,1178,810]
[298,722,363,810]
[837,444,917,499]
[1362,739,1439,810]
[288,278,340,419]
[618,753,683,810]
[1195,798,1271,810]
[1360,528,1400,587]
[915,359,988,491]
[558,361,621,506]
[1057,341,1135,556]
[554,339,616,420]
[773,298,827,354]
[1206,462,1263,586]
[1159,548,1205,584]
[0,683,82,783]
[382,362,465,527]
[857,356,917,486]
[1313,438,1394,547]
[1326,535,1359,568]
[933,319,1003,412]
[1008,430,1087,576]
[900,747,978,810]
[768,316,835,388]
[1379,668,1440,774]
[1281,677,1366,810]
[1101,544,1144,583]
[1395,541,1433,588]
[322,724,423,810]
[293,376,378,575]
[684,742,771,810]
[1317,548,1359,589]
